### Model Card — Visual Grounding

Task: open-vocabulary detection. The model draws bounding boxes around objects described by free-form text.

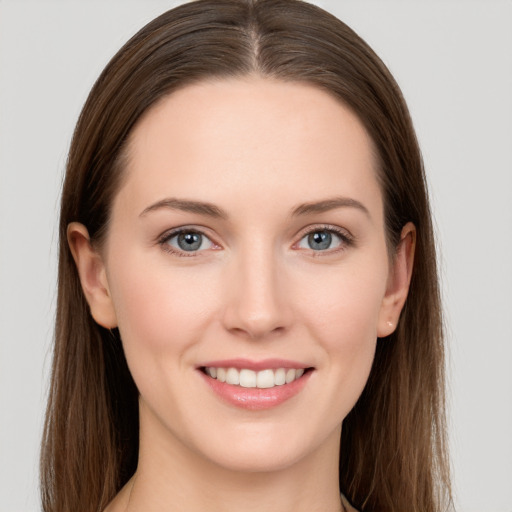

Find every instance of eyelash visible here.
[158,227,217,257]
[157,224,355,257]
[296,224,355,255]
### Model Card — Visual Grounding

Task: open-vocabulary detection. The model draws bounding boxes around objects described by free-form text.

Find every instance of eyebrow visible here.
[139,195,370,220]
[139,198,228,219]
[291,197,370,218]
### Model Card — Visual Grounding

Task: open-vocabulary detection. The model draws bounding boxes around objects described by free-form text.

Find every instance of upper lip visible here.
[198,358,312,371]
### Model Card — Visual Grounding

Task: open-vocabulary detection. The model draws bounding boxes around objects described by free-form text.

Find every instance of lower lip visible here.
[199,370,312,410]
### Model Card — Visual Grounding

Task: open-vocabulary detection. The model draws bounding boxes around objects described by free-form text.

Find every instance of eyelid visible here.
[156,223,354,257]
[293,224,355,253]
[157,225,221,256]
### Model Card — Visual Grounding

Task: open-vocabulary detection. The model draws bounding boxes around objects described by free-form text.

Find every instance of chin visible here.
[188,420,341,475]
[202,443,309,474]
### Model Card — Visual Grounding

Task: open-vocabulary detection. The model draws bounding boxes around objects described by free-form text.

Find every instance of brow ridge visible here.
[139,198,227,219]
[140,196,369,220]
[292,197,370,217]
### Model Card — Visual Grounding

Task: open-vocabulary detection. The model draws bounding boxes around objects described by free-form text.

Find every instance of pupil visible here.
[178,232,201,251]
[308,231,331,250]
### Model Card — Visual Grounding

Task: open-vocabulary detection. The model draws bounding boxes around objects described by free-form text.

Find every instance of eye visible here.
[296,228,350,252]
[161,229,215,254]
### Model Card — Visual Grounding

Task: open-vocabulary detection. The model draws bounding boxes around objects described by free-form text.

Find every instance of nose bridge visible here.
[222,239,290,338]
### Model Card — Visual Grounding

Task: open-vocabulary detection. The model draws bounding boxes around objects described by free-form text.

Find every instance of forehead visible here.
[116,77,382,219]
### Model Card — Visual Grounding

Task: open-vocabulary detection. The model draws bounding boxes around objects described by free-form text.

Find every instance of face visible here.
[71,77,411,475]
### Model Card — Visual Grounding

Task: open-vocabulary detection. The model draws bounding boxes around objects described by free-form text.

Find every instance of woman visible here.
[40,1,452,511]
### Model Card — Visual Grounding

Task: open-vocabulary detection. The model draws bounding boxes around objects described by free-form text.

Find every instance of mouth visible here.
[200,366,312,389]
[198,361,314,410]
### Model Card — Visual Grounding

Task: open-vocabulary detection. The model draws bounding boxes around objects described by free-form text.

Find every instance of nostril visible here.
[220,272,293,338]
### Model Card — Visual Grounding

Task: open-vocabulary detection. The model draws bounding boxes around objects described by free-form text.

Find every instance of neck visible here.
[119,410,344,512]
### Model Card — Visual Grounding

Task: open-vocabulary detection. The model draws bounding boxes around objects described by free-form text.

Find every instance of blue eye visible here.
[165,231,214,253]
[297,229,344,251]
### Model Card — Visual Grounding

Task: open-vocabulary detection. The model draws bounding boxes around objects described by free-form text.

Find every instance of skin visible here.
[69,77,415,512]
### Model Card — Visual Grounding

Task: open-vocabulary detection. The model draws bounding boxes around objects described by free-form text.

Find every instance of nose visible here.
[221,246,292,340]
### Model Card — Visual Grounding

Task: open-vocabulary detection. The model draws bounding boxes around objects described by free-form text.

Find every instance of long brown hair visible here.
[41,1,452,510]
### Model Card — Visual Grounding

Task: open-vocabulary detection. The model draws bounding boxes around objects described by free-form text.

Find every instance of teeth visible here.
[217,367,226,382]
[239,369,256,388]
[205,366,306,388]
[256,369,274,389]
[274,368,286,385]
[285,368,296,384]
[226,367,240,385]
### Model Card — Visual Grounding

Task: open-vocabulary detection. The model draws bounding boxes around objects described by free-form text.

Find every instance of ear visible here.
[67,222,118,329]
[377,222,416,337]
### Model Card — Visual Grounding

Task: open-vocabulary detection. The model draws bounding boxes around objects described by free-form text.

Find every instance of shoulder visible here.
[341,493,360,512]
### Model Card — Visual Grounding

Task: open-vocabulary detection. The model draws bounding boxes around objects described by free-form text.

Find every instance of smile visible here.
[199,360,314,410]
[203,367,305,388]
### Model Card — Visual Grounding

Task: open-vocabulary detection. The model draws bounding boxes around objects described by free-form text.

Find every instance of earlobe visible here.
[377,222,416,338]
[67,222,118,329]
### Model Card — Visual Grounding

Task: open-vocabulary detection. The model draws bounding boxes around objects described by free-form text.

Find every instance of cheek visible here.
[300,259,387,336]
[107,252,220,361]
[295,258,388,385]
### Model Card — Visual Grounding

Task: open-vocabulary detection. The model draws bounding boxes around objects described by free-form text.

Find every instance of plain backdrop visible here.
[1,1,511,511]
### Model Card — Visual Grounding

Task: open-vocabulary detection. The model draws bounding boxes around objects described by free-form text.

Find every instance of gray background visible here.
[1,1,511,511]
